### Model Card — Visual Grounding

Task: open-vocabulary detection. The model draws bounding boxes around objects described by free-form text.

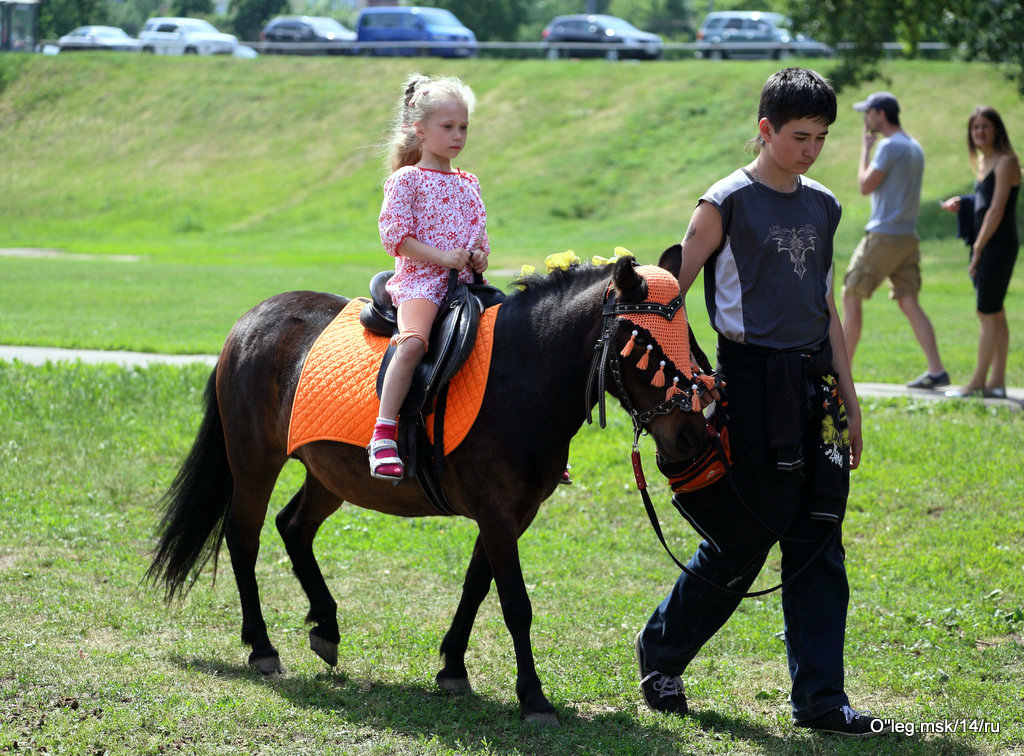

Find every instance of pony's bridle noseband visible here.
[584,267,727,505]
[585,278,720,434]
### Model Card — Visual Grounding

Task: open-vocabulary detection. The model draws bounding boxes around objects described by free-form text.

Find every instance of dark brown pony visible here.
[147,250,713,724]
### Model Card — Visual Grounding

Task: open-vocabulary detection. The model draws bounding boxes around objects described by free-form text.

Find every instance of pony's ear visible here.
[612,255,646,303]
[658,244,682,278]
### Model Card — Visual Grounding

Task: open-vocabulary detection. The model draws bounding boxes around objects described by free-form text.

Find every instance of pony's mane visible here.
[503,263,614,308]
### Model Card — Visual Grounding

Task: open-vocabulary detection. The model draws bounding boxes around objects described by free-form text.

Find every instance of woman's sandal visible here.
[368,437,404,481]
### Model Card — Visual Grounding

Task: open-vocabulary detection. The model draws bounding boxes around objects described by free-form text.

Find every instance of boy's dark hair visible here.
[758,67,837,132]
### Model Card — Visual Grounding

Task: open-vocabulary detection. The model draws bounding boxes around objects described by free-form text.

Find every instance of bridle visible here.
[584,268,721,432]
[584,265,836,598]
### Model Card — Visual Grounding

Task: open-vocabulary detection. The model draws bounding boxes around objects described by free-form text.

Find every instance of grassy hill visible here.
[1,54,1022,383]
[5,54,1023,262]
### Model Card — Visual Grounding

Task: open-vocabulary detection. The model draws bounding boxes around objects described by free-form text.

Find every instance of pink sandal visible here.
[368,438,404,481]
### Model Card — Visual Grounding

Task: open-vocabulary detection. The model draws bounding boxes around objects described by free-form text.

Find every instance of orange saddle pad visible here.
[287,298,500,456]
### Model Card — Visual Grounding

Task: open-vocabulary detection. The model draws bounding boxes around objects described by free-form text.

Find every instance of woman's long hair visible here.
[967,105,1017,162]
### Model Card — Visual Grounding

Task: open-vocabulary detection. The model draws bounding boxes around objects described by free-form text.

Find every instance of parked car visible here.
[354,6,476,58]
[541,14,663,60]
[57,25,141,52]
[695,11,832,60]
[138,17,238,56]
[260,16,355,55]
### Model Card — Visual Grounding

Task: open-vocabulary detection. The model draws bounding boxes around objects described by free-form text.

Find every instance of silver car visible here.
[695,11,832,60]
[58,26,142,52]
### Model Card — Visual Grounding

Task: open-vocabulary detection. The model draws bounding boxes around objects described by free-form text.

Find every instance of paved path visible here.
[0,344,217,367]
[2,344,1021,410]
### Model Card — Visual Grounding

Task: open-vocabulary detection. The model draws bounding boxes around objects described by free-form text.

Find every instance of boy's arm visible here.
[826,283,863,470]
[677,201,723,296]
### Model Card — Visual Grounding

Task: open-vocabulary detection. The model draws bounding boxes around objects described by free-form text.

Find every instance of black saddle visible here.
[359,269,505,512]
[360,270,504,414]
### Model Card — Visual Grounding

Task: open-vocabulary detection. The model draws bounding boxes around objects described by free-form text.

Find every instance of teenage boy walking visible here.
[635,68,891,738]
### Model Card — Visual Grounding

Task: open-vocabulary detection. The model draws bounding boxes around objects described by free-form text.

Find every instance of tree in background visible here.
[39,0,108,37]
[940,0,1024,96]
[229,0,287,41]
[433,0,528,41]
[628,0,696,39]
[788,0,1024,95]
[106,0,163,35]
[172,0,214,19]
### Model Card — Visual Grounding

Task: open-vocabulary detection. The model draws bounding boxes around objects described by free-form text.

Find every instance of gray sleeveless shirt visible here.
[700,168,842,351]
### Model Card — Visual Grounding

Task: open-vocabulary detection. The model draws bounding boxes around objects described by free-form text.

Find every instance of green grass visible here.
[1,53,1024,754]
[1,55,1023,385]
[0,362,1022,754]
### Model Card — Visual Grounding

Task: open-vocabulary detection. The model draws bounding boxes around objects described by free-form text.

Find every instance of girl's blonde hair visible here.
[386,73,476,173]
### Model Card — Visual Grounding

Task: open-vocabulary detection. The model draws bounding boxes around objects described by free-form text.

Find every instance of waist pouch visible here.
[662,338,849,576]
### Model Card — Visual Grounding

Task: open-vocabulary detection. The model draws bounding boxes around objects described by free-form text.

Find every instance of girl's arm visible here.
[398,237,470,271]
[827,281,862,470]
[969,154,1020,274]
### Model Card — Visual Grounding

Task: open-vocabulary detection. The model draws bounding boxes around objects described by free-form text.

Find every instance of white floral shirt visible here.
[378,165,490,307]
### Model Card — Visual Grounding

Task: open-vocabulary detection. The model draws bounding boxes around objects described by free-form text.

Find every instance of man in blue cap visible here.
[841,91,949,389]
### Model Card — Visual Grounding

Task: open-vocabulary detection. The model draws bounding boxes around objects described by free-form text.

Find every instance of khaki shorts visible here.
[842,232,922,300]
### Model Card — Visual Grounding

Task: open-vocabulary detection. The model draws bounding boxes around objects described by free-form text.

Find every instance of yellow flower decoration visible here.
[545,250,581,272]
[591,246,635,266]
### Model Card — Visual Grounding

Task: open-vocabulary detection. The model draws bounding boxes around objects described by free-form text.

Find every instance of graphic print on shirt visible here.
[763,224,819,280]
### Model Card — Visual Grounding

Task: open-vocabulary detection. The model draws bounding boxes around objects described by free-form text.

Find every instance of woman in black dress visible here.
[941,106,1020,398]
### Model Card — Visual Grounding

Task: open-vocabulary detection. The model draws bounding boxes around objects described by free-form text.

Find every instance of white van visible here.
[138,17,238,55]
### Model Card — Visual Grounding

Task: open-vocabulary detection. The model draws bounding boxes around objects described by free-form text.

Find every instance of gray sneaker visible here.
[907,370,950,389]
[635,632,688,716]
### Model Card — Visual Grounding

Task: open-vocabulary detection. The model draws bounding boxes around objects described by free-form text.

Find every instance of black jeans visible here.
[639,337,851,721]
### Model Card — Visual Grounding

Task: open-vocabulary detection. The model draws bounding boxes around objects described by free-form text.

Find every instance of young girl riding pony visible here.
[370,74,490,481]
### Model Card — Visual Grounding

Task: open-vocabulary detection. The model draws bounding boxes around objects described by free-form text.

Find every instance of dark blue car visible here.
[354,6,477,58]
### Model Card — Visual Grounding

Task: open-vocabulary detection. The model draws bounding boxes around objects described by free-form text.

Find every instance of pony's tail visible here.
[145,368,233,602]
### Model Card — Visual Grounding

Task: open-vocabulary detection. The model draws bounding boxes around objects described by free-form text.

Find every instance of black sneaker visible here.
[796,705,892,738]
[907,371,950,389]
[635,632,688,716]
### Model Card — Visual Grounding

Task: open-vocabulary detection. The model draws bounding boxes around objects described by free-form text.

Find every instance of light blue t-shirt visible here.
[865,131,924,235]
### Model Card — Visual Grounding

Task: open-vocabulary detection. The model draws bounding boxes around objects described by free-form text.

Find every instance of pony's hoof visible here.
[523,711,559,726]
[250,654,283,675]
[435,674,471,695]
[309,630,338,667]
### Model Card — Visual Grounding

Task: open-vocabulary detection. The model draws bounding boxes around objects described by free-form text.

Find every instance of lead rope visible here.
[631,424,838,598]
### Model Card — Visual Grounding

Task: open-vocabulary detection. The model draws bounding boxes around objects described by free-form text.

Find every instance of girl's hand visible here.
[445,248,471,271]
[470,250,488,274]
[940,196,960,213]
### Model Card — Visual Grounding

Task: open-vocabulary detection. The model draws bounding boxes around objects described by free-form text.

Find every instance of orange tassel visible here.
[620,329,638,358]
[666,376,684,400]
[691,384,701,410]
[651,360,666,387]
[697,373,716,390]
[636,344,652,370]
